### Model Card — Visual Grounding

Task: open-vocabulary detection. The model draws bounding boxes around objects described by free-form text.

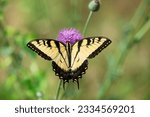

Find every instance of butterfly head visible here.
[57,28,83,45]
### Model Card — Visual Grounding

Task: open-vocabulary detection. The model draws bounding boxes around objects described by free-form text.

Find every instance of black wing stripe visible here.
[27,42,52,60]
[66,43,72,67]
[71,40,83,67]
[87,38,91,45]
[36,40,40,44]
[54,41,69,67]
[47,40,51,47]
[75,40,83,60]
[88,38,111,58]
[43,40,46,45]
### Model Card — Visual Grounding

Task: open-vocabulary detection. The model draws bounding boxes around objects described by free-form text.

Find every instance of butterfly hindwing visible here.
[71,37,111,71]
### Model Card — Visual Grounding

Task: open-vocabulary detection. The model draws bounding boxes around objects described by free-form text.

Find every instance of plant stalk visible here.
[82,11,93,36]
[55,80,62,100]
[97,0,150,99]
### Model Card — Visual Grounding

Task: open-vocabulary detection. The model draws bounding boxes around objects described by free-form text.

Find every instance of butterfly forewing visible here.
[87,37,111,58]
[71,37,111,71]
[27,39,69,71]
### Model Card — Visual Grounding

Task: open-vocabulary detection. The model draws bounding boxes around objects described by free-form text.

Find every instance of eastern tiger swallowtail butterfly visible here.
[27,37,111,88]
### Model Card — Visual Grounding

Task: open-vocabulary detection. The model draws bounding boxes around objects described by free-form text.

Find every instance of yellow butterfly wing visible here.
[71,37,111,71]
[27,39,69,71]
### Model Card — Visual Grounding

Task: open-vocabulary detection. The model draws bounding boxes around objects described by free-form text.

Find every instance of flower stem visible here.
[82,11,93,36]
[134,19,150,42]
[129,0,146,28]
[55,80,62,100]
[97,0,150,99]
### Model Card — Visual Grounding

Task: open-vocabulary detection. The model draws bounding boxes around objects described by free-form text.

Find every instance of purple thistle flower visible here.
[57,28,83,45]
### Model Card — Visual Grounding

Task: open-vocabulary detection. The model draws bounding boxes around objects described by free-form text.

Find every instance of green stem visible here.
[117,19,150,70]
[82,11,93,36]
[55,80,62,100]
[134,19,150,42]
[129,0,146,28]
[97,1,150,99]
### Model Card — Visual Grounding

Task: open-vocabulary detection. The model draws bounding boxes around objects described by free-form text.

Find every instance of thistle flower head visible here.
[57,28,83,45]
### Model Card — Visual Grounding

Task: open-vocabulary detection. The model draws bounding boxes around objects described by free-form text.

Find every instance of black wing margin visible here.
[27,39,65,61]
[27,39,51,60]
[87,37,112,58]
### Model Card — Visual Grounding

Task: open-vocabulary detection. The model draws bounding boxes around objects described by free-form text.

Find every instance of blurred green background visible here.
[0,0,150,99]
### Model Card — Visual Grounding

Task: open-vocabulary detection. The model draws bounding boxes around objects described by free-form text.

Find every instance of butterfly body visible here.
[27,37,111,88]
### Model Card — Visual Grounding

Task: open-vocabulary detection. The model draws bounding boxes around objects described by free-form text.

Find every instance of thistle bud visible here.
[88,0,100,12]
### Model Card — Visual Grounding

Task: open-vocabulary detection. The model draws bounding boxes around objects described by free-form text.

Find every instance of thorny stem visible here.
[82,11,93,36]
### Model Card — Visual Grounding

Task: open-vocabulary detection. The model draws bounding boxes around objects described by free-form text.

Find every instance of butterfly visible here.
[27,36,111,88]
